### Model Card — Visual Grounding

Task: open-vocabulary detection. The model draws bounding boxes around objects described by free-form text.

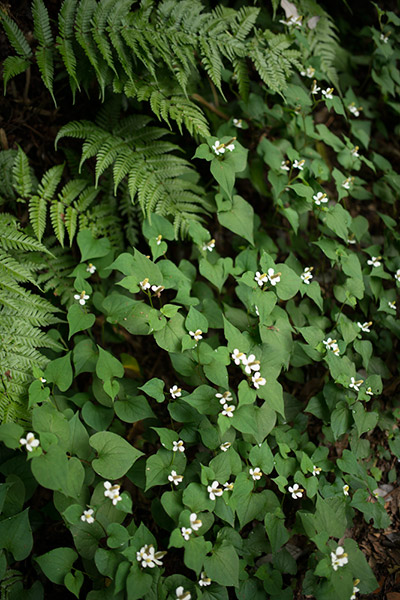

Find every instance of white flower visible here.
[349,377,363,392]
[311,80,321,95]
[243,354,260,375]
[173,440,185,453]
[366,387,373,396]
[207,480,223,500]
[181,527,192,541]
[350,580,360,600]
[288,483,304,499]
[151,285,165,295]
[223,481,234,491]
[255,305,259,316]
[199,572,211,587]
[39,376,46,383]
[348,238,356,244]
[342,177,353,190]
[367,256,381,268]
[279,15,302,27]
[170,385,182,399]
[168,470,183,486]
[250,467,262,481]
[267,268,281,286]
[348,102,361,117]
[323,338,340,356]
[220,442,231,452]
[212,140,225,155]
[221,403,235,417]
[357,321,372,333]
[140,278,151,291]
[233,118,243,128]
[351,146,360,158]
[176,587,191,600]
[255,271,268,287]
[293,159,305,170]
[301,267,313,284]
[380,32,389,43]
[74,291,89,305]
[313,191,328,205]
[301,66,315,78]
[81,509,95,524]
[312,465,322,476]
[136,544,165,569]
[202,239,215,252]
[231,349,246,365]
[252,373,266,389]
[103,481,122,505]
[322,87,334,99]
[190,513,202,531]
[395,269,400,282]
[331,546,348,570]
[19,432,39,452]
[388,301,396,310]
[156,234,162,245]
[216,391,233,404]
[280,160,290,171]
[343,484,350,496]
[86,263,96,274]
[226,142,235,152]
[189,329,203,341]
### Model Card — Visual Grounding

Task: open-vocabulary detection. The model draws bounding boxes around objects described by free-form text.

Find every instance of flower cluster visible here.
[189,329,203,342]
[173,440,185,452]
[323,337,340,356]
[300,66,315,78]
[288,483,304,499]
[313,191,328,206]
[104,481,122,505]
[168,470,183,486]
[74,290,89,305]
[250,467,262,481]
[176,587,191,600]
[231,349,266,389]
[279,15,303,28]
[348,102,362,117]
[86,263,96,274]
[139,278,164,295]
[136,544,165,568]
[170,385,182,398]
[199,572,211,587]
[81,509,95,524]
[20,432,40,452]
[207,480,223,500]
[212,140,235,155]
[301,266,313,284]
[367,256,381,268]
[357,321,372,333]
[331,546,348,570]
[349,377,363,392]
[255,268,281,287]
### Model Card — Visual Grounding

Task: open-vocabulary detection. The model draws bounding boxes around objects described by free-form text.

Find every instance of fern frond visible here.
[309,15,340,89]
[32,0,53,46]
[0,214,50,253]
[12,148,33,197]
[28,196,47,242]
[49,201,66,246]
[2,56,31,92]
[0,11,32,57]
[37,164,64,200]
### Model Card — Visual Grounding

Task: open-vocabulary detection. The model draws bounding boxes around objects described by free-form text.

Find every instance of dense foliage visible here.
[1,0,400,599]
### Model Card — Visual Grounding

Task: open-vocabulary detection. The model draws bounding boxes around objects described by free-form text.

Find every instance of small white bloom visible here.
[176,587,191,600]
[313,191,328,205]
[342,177,353,190]
[350,580,360,600]
[202,239,215,252]
[357,321,372,333]
[74,290,90,305]
[366,387,373,396]
[156,234,162,246]
[311,80,321,95]
[388,300,396,310]
[280,160,290,171]
[136,544,165,569]
[267,268,281,286]
[331,546,348,570]
[233,118,243,128]
[190,513,202,531]
[168,470,183,486]
[223,481,234,491]
[250,467,262,481]
[312,465,322,476]
[255,271,268,287]
[20,432,40,452]
[189,329,203,341]
[81,509,95,524]
[255,305,259,316]
[348,238,357,244]
[280,15,302,27]
[207,480,223,500]
[322,87,334,100]
[86,263,96,274]
[301,267,313,284]
[216,391,233,404]
[348,102,361,117]
[293,159,305,170]
[226,142,235,152]
[173,440,185,453]
[380,32,390,43]
[39,376,46,383]
[151,285,165,295]
[252,373,266,389]
[221,403,235,417]
[301,66,315,78]
[181,527,192,541]
[139,278,151,291]
[243,354,261,375]
[170,385,182,399]
[394,269,400,282]
[220,442,231,452]
[212,140,225,155]
[351,146,360,158]
[342,483,349,495]
[231,349,246,365]
[199,572,212,587]
[288,483,304,499]
[367,256,381,268]
[103,481,122,505]
[349,377,363,392]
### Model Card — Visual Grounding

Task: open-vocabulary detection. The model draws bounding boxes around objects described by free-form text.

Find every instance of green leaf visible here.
[218,195,254,244]
[31,446,84,498]
[139,378,165,402]
[0,423,24,449]
[0,508,33,560]
[96,347,124,380]
[126,564,153,600]
[77,230,111,261]
[44,352,73,392]
[154,313,185,352]
[90,431,143,479]
[352,403,379,437]
[67,304,95,338]
[65,570,84,598]
[114,395,155,422]
[36,547,78,585]
[203,541,239,587]
[211,158,235,198]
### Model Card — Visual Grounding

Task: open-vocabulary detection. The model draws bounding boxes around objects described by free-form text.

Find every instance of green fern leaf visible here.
[0,11,32,57]
[58,0,78,37]
[65,205,78,244]
[12,148,33,197]
[49,201,65,246]
[35,45,56,104]
[37,164,64,200]
[2,56,30,92]
[32,0,53,46]
[29,196,47,242]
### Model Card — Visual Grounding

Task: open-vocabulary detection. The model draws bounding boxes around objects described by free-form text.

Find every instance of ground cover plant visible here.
[0,0,400,598]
